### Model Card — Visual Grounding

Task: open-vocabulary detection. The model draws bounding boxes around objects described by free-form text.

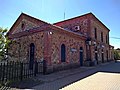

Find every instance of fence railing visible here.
[0,60,46,84]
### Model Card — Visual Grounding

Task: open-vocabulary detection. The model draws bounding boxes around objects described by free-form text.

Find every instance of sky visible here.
[0,0,120,49]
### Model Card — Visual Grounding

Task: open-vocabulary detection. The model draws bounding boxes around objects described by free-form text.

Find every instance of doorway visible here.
[102,53,104,63]
[80,47,83,66]
[29,43,35,70]
[95,53,98,64]
[106,50,108,62]
[61,44,66,62]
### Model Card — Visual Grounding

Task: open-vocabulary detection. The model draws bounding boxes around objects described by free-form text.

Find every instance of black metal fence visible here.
[0,60,46,84]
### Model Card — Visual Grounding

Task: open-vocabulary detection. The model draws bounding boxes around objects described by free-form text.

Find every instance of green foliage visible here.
[114,49,120,60]
[0,27,11,61]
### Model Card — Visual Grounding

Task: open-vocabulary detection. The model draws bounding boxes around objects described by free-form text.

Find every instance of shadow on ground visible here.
[2,61,120,90]
[60,61,120,89]
[0,77,44,89]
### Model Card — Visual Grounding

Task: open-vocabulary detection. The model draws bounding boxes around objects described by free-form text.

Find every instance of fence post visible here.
[34,61,38,76]
[11,61,14,80]
[0,63,2,82]
[2,63,5,82]
[20,62,23,81]
[6,61,8,82]
[8,62,11,80]
[43,60,47,75]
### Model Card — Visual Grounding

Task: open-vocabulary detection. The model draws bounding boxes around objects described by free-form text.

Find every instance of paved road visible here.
[32,61,120,90]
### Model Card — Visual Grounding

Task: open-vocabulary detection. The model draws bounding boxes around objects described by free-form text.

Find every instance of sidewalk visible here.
[6,61,115,90]
[32,61,115,90]
[34,61,114,83]
[34,66,94,83]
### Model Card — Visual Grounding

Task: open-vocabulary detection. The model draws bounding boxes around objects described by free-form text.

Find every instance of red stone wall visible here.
[49,28,86,67]
[8,31,45,62]
[54,15,89,37]
[12,19,39,34]
[55,13,113,63]
[89,14,111,62]
[8,13,114,73]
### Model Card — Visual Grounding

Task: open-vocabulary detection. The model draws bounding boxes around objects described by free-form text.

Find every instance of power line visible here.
[110,37,120,39]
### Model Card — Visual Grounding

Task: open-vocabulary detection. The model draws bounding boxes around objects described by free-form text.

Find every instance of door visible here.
[102,53,104,63]
[106,50,108,61]
[80,47,83,66]
[95,53,98,64]
[29,43,35,70]
[61,44,66,62]
[101,49,104,63]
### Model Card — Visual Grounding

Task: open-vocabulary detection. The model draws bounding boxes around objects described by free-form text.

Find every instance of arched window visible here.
[21,22,25,30]
[61,44,66,62]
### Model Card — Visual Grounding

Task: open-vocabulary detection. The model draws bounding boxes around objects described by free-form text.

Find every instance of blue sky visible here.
[0,0,120,49]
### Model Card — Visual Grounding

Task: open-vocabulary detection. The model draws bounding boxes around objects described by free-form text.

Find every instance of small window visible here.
[74,26,81,31]
[106,35,108,44]
[101,32,103,42]
[21,22,25,30]
[94,28,97,39]
[101,49,104,53]
[95,47,97,51]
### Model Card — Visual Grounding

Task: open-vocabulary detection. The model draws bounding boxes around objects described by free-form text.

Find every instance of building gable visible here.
[11,18,39,34]
[54,13,90,36]
[89,14,110,32]
[7,13,49,37]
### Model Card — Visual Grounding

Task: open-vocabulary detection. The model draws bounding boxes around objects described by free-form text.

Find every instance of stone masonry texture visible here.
[7,13,114,73]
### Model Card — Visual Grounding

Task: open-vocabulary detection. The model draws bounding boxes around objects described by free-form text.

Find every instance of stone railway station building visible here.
[7,13,114,73]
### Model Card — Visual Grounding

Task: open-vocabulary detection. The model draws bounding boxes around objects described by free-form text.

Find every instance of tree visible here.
[114,49,120,60]
[0,27,11,61]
